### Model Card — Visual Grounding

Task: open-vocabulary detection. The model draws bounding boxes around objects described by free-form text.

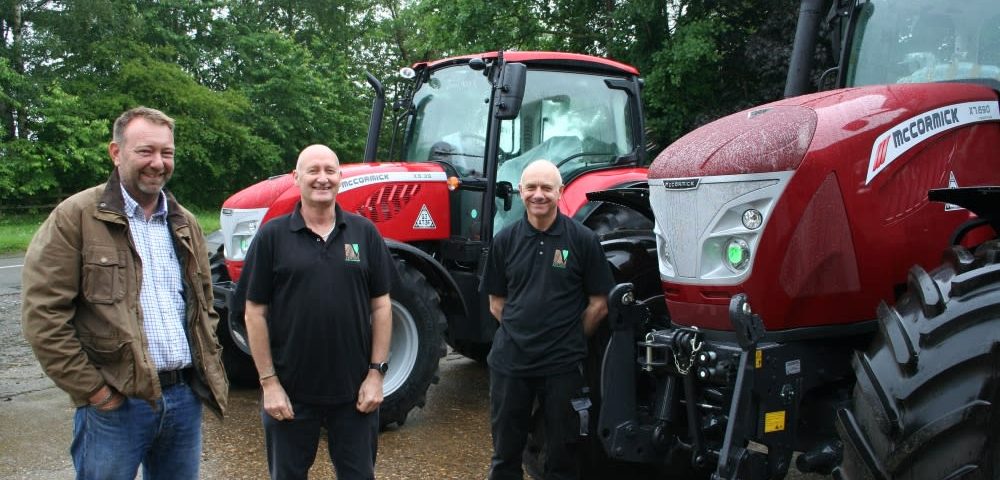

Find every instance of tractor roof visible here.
[417,51,639,76]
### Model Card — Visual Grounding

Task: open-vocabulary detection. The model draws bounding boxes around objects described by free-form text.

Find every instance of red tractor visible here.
[211,51,656,428]
[594,0,1000,478]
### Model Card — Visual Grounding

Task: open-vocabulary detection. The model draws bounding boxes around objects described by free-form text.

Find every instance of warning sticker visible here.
[755,350,763,369]
[764,411,786,433]
[785,359,801,376]
[944,171,962,212]
[413,204,437,229]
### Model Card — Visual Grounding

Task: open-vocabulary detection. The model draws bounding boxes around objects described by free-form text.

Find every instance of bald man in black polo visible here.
[244,145,394,480]
[483,159,614,480]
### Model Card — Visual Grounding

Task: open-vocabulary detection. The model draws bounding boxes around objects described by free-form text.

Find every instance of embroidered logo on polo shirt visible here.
[552,249,569,268]
[344,243,361,262]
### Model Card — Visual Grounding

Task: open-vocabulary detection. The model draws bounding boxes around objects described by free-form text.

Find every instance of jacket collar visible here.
[97,169,189,229]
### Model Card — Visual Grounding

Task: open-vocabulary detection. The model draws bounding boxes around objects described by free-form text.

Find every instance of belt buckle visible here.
[159,369,186,387]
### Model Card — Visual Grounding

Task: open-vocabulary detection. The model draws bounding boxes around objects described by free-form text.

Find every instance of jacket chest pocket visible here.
[82,246,127,304]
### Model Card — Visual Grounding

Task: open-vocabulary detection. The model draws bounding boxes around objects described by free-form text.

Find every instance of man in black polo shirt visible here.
[483,159,614,480]
[243,144,394,480]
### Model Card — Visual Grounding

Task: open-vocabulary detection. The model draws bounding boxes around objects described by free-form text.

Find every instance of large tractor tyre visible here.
[835,242,1000,480]
[380,258,447,429]
[209,244,258,387]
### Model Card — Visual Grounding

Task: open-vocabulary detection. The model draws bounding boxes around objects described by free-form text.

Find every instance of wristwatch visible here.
[369,362,389,374]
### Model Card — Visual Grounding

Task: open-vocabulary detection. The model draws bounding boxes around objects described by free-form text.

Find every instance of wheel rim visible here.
[385,299,420,397]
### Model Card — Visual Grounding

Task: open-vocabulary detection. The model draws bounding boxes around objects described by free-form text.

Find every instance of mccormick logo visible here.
[344,243,361,262]
[662,178,700,190]
[866,101,1000,184]
[340,174,390,190]
[552,249,569,268]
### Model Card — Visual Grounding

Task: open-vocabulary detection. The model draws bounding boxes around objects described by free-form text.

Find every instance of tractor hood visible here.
[221,162,447,211]
[649,104,818,179]
[647,82,1000,332]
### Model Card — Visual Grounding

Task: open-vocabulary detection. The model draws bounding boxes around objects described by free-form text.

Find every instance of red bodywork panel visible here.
[559,168,649,214]
[652,83,1000,331]
[224,161,649,281]
[222,162,451,281]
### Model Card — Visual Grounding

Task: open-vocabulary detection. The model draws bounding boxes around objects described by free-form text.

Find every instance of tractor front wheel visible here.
[379,258,447,429]
[835,242,1000,479]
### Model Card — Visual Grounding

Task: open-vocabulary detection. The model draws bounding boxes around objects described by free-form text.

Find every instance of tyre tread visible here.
[378,259,447,429]
[877,301,918,370]
[838,246,1000,479]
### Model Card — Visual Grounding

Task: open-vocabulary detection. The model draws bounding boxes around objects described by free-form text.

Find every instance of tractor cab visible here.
[388,52,645,243]
[817,0,1000,90]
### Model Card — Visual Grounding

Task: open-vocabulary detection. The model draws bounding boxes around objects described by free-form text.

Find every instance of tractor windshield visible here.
[403,66,492,176]
[846,0,1000,87]
[402,65,636,179]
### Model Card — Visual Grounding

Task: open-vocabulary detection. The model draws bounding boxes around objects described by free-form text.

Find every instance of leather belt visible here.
[158,368,193,388]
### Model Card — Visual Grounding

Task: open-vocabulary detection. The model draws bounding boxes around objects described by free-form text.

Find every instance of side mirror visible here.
[495,63,526,120]
[496,181,514,211]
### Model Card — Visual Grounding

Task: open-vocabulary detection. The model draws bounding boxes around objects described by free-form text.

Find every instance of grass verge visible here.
[0,208,221,255]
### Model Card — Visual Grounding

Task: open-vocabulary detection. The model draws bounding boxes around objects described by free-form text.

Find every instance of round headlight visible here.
[725,238,751,271]
[742,208,763,230]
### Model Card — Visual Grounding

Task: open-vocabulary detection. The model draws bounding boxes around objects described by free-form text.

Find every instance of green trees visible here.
[2,0,811,210]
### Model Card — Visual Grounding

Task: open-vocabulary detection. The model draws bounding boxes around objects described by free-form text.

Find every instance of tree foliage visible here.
[2,0,815,209]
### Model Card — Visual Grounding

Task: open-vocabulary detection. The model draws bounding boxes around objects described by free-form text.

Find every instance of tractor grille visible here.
[355,183,421,223]
[649,171,792,285]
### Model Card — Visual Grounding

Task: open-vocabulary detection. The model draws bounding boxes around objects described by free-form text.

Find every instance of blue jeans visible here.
[71,383,203,480]
[262,400,379,480]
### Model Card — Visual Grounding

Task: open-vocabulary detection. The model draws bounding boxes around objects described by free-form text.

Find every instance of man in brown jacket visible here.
[21,106,228,479]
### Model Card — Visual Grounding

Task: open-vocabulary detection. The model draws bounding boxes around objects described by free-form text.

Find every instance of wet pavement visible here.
[200,352,493,479]
[0,253,826,479]
[0,265,493,478]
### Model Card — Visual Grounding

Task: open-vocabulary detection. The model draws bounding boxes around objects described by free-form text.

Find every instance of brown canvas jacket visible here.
[21,170,228,416]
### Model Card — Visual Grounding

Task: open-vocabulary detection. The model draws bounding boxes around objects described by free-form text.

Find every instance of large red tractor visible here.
[211,51,656,428]
[594,0,1000,478]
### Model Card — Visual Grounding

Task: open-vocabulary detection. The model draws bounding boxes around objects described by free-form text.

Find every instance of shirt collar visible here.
[521,212,565,237]
[120,184,168,220]
[290,202,346,232]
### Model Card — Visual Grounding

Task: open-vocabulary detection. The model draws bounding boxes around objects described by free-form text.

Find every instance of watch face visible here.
[371,362,388,374]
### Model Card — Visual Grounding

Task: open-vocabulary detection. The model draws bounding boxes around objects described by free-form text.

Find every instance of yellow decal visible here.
[764,411,786,433]
[755,349,763,369]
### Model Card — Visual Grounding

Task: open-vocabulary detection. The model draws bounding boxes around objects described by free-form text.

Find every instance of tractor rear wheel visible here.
[835,242,1000,479]
[380,258,447,429]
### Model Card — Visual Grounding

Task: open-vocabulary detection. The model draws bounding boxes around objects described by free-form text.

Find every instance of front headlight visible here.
[648,171,792,285]
[724,237,751,272]
[220,208,268,262]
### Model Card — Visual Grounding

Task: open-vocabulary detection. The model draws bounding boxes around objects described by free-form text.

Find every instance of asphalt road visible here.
[0,251,828,479]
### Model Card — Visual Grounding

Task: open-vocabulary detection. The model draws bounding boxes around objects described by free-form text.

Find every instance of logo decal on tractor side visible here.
[662,178,700,190]
[413,204,437,229]
[866,100,1000,184]
[340,171,448,193]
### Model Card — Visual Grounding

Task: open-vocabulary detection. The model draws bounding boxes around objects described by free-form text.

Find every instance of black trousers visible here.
[261,400,379,480]
[489,368,584,480]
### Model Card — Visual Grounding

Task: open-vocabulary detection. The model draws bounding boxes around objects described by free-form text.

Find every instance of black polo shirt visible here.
[245,202,395,405]
[483,213,614,376]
